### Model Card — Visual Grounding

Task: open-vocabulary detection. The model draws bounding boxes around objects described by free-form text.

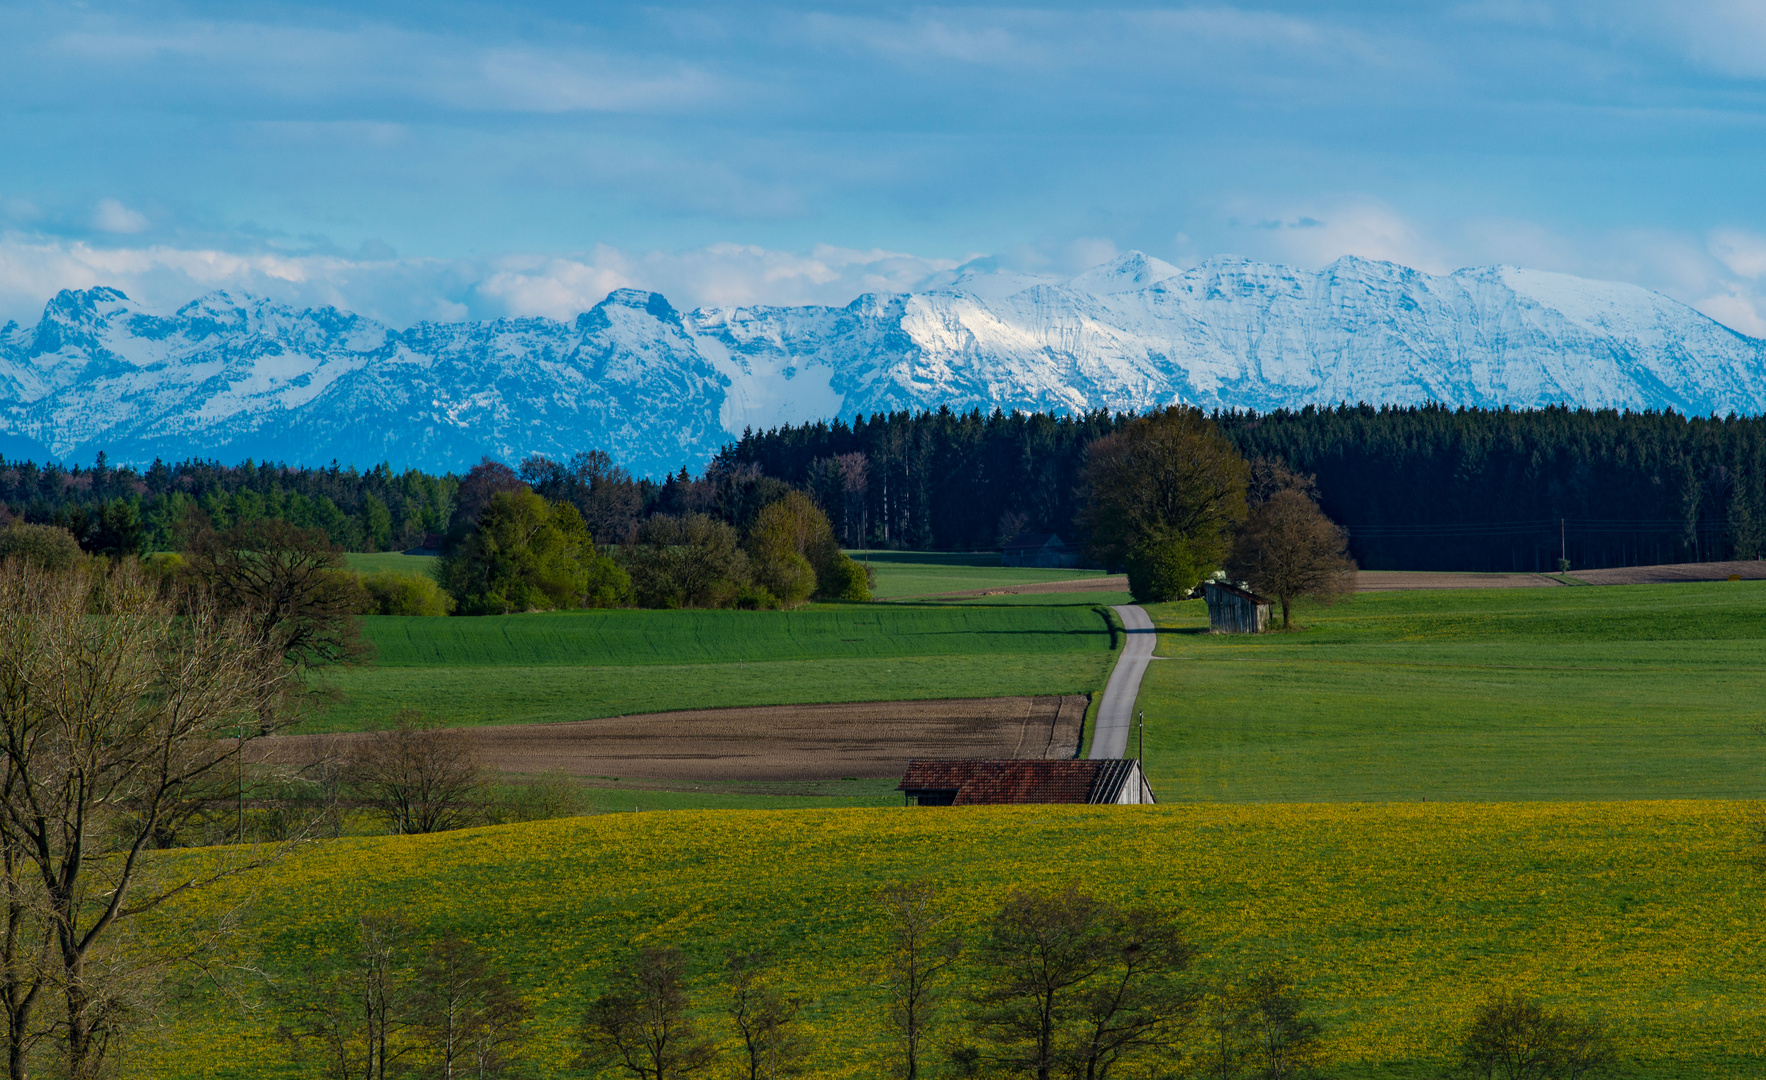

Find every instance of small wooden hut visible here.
[1203,582,1271,634]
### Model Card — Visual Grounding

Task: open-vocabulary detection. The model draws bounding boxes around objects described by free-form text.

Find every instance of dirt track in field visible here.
[1567,559,1766,585]
[258,695,1088,785]
[910,575,1129,600]
[1356,559,1766,591]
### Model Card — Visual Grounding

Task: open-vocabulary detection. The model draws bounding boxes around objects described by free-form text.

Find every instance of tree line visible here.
[0,453,460,557]
[272,880,1620,1080]
[725,404,1766,571]
[5,403,1765,574]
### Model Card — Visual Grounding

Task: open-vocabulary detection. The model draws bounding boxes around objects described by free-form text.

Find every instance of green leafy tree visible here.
[440,491,630,615]
[745,494,822,606]
[1080,407,1249,602]
[745,491,873,605]
[363,495,394,552]
[622,514,757,609]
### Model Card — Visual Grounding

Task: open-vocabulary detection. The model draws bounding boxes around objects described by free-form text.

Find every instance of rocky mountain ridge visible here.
[3,253,1762,476]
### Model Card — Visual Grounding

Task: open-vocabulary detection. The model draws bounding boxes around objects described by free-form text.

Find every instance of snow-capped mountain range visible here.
[3,253,1763,477]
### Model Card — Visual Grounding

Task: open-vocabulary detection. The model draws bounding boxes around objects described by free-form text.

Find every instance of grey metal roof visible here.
[1086,759,1152,804]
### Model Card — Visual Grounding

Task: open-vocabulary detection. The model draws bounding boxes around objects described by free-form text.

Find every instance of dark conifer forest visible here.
[3,404,1763,572]
[723,404,1766,572]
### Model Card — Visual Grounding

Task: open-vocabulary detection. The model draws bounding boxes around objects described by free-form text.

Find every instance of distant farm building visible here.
[1000,533,1081,569]
[1203,582,1271,634]
[897,759,1155,806]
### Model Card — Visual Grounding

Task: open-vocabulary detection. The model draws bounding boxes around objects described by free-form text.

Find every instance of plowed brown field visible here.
[258,694,1088,786]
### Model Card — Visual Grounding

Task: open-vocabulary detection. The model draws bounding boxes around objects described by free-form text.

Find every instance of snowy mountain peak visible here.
[1067,251,1183,294]
[1,256,1761,476]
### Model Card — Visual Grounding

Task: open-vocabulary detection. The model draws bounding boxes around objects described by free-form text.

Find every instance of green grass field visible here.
[856,550,1107,598]
[1135,581,1766,802]
[343,552,440,577]
[142,801,1763,1080]
[308,604,1116,733]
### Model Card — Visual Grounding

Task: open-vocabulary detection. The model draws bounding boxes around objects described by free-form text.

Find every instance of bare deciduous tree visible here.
[726,950,809,1080]
[876,882,961,1080]
[1069,904,1198,1080]
[1198,968,1328,1080]
[347,712,487,835]
[1453,989,1615,1080]
[280,914,417,1080]
[1226,488,1357,629]
[281,919,527,1080]
[413,934,529,1080]
[969,882,1197,1080]
[1238,969,1325,1080]
[0,556,284,1080]
[580,945,718,1080]
[182,516,370,675]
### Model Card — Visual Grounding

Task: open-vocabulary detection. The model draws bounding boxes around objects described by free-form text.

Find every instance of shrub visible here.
[0,521,83,571]
[360,571,455,616]
[816,551,874,602]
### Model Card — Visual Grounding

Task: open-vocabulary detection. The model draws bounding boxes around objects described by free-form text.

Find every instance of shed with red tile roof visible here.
[897,759,1154,806]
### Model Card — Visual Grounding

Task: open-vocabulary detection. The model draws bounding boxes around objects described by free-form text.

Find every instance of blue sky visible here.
[3,0,1764,332]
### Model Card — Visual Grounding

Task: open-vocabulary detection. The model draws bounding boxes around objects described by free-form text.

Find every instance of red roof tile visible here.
[898,759,1102,804]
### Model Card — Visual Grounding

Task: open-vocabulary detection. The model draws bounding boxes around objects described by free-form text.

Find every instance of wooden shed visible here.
[1202,582,1271,634]
[897,759,1155,806]
[1000,533,1081,569]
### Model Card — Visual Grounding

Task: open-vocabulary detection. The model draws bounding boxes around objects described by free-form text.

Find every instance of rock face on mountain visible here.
[3,254,1762,476]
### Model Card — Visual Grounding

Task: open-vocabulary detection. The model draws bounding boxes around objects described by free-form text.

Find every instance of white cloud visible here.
[1710,228,1766,279]
[1,225,1762,342]
[479,243,967,320]
[90,199,149,235]
[478,256,632,321]
[0,235,968,328]
[1621,0,1766,78]
[1693,290,1766,338]
[1209,197,1766,340]
[1231,198,1450,274]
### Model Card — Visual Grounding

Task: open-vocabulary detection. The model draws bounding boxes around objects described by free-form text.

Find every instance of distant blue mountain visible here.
[4,255,1762,476]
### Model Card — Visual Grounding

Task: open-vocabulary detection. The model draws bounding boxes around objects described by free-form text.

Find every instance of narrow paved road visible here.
[1089,604,1155,759]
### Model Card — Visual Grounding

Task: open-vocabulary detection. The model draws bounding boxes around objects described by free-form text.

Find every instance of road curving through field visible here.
[1088,604,1154,759]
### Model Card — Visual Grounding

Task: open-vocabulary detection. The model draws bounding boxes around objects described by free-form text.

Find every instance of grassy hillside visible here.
[857,550,1108,599]
[309,604,1116,733]
[1136,581,1766,802]
[143,802,1762,1079]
